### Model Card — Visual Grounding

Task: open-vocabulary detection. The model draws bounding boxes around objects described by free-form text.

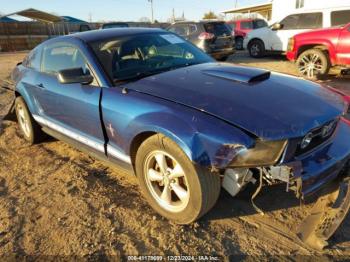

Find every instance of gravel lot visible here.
[0,51,350,259]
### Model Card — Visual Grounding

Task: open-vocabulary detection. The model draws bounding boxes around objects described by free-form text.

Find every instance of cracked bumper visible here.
[288,118,350,197]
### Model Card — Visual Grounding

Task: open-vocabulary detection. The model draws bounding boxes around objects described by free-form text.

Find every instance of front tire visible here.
[248,39,265,58]
[15,96,45,144]
[135,134,221,224]
[296,49,330,80]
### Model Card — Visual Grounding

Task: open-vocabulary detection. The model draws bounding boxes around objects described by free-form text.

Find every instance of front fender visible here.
[102,88,255,170]
[124,103,255,170]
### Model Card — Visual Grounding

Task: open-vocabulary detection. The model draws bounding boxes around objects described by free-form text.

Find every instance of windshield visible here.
[90,32,213,83]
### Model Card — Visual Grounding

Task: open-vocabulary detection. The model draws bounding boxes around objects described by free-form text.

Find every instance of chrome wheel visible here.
[250,44,260,56]
[144,150,190,213]
[298,53,324,78]
[17,104,30,137]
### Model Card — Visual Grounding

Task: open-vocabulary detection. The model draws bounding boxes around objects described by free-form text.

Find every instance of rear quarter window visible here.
[168,25,187,36]
[331,10,350,26]
[23,47,42,70]
[240,21,253,29]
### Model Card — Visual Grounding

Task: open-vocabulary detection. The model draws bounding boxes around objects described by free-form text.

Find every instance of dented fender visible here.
[101,88,255,170]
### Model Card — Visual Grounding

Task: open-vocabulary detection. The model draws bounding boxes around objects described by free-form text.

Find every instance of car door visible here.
[272,12,323,51]
[336,25,350,65]
[35,42,105,153]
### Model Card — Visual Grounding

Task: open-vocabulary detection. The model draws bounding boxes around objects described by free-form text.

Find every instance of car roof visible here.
[289,6,350,14]
[70,27,166,43]
[228,18,260,23]
[103,22,129,25]
[172,20,225,25]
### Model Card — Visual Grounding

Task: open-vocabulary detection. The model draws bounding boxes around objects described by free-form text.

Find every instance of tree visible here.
[139,16,151,23]
[203,11,217,20]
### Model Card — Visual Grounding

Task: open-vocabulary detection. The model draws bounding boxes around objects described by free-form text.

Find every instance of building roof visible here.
[0,16,18,22]
[61,16,87,23]
[0,8,63,23]
[222,2,272,14]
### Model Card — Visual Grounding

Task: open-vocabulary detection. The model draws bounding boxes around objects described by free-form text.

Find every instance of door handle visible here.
[37,83,45,89]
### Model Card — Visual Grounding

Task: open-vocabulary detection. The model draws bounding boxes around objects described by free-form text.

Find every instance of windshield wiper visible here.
[114,71,161,83]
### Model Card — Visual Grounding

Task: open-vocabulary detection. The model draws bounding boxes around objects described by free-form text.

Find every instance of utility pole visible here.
[235,0,238,8]
[148,0,154,23]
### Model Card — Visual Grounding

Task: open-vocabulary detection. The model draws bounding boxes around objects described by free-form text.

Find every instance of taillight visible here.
[344,96,350,103]
[199,32,215,40]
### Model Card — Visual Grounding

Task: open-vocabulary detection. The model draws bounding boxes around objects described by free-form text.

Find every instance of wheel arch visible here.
[296,42,335,65]
[248,38,265,47]
[14,85,37,115]
[128,128,193,171]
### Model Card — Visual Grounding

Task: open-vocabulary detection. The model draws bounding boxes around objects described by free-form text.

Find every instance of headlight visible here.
[229,140,288,168]
[287,37,295,51]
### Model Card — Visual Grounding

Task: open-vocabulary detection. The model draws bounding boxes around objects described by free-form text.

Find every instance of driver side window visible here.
[279,15,299,30]
[41,43,88,75]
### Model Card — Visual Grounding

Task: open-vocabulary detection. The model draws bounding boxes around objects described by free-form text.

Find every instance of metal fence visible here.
[0,22,170,52]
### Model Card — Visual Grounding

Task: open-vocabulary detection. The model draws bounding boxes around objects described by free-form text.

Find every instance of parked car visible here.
[226,18,268,50]
[286,23,350,79]
[168,21,235,60]
[101,22,129,29]
[244,7,350,58]
[11,29,350,248]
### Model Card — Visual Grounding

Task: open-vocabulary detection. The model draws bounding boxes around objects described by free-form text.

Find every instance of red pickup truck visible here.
[286,23,350,79]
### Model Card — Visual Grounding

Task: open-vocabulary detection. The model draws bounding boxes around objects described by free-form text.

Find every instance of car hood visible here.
[295,27,342,38]
[126,63,345,140]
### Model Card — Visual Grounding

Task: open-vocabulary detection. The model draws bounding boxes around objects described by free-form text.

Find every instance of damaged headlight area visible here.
[228,139,288,168]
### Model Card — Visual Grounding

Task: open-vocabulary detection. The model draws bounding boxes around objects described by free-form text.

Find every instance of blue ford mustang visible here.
[11,28,350,230]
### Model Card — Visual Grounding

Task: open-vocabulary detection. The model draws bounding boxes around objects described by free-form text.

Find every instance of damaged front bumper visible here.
[285,119,350,198]
[222,118,350,250]
[298,175,350,250]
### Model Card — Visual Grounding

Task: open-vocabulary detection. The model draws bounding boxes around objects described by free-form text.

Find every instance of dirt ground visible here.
[1,51,350,260]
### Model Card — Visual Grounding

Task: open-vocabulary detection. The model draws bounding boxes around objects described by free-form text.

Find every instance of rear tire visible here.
[135,134,221,224]
[296,49,330,80]
[15,96,45,145]
[235,37,244,50]
[248,39,265,58]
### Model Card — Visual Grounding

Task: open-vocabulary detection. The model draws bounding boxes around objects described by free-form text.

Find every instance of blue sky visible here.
[0,0,267,22]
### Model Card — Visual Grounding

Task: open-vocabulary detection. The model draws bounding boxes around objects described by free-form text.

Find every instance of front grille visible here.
[294,119,339,156]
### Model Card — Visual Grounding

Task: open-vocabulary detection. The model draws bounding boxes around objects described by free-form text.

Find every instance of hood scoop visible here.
[202,65,271,84]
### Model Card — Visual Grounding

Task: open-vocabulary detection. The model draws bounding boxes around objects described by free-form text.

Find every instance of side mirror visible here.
[57,67,93,85]
[271,23,283,30]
